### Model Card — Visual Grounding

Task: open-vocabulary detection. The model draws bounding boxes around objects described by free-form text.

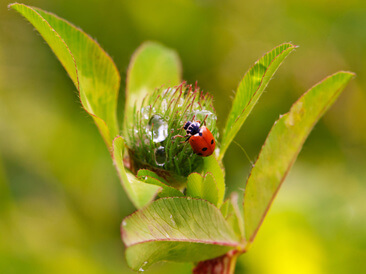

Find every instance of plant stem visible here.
[193,250,239,274]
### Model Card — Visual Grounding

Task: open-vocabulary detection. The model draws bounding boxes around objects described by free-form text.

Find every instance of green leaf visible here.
[10,3,120,149]
[121,197,240,271]
[137,169,184,198]
[137,169,170,185]
[186,156,226,208]
[186,172,219,206]
[219,43,297,160]
[243,71,355,244]
[203,155,225,207]
[124,41,182,129]
[221,193,245,239]
[113,137,161,209]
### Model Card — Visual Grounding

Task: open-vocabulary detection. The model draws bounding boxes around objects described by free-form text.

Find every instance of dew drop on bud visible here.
[154,146,166,166]
[148,115,168,143]
[188,110,216,122]
[140,106,154,121]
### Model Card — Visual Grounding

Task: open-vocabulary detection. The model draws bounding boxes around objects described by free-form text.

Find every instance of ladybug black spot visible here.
[202,147,208,151]
[199,132,203,136]
[198,153,203,156]
[211,139,214,144]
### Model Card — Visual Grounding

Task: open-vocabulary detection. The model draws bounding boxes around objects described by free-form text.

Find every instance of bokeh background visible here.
[1,0,365,273]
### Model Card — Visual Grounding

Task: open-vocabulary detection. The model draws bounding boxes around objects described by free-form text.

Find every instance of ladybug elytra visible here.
[175,119,216,157]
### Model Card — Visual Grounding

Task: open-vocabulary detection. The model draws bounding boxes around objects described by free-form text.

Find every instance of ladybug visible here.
[178,120,216,157]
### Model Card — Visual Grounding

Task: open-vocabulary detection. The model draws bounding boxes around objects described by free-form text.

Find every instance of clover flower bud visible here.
[125,83,218,184]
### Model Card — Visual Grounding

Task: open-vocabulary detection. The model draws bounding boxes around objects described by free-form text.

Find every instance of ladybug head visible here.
[185,121,201,135]
[183,121,191,130]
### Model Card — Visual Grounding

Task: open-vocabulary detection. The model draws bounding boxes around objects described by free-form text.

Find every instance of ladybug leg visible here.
[172,134,190,144]
[172,134,186,139]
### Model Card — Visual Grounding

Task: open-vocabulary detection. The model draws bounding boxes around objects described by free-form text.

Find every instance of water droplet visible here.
[122,221,127,227]
[188,110,217,126]
[140,106,151,121]
[154,146,166,166]
[148,115,168,143]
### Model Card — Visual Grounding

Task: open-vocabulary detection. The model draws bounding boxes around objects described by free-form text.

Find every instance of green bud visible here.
[124,83,218,184]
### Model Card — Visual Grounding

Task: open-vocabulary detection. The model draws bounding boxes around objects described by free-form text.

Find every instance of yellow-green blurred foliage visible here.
[1,0,365,273]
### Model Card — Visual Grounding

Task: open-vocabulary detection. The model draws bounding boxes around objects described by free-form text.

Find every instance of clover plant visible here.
[10,3,355,273]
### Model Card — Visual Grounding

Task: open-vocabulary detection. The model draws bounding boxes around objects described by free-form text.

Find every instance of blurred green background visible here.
[1,0,365,273]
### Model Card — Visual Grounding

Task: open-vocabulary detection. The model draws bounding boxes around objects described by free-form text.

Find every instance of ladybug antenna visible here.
[233,140,254,167]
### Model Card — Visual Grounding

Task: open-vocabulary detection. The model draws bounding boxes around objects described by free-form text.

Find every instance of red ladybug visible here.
[180,120,216,157]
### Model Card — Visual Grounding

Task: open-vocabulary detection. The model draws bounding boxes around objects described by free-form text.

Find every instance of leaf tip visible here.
[7,2,18,9]
[327,70,356,85]
[111,136,123,157]
[281,42,299,50]
[144,40,181,64]
[285,41,299,49]
[338,70,356,78]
